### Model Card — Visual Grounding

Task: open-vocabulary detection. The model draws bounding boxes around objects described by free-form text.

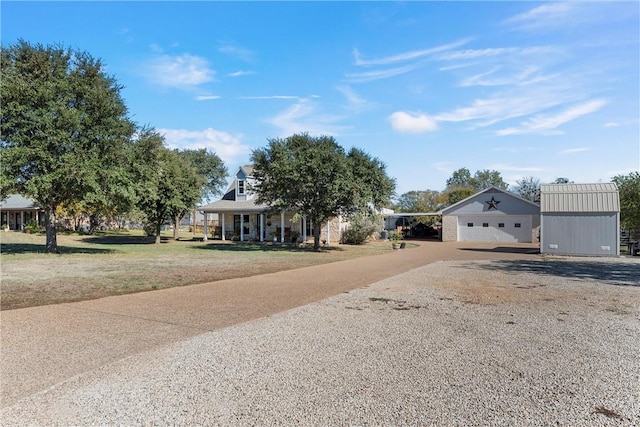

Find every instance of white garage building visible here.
[441,187,540,243]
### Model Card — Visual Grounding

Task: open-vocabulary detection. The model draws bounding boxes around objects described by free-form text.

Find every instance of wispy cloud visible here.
[218,43,253,62]
[353,39,469,66]
[346,39,469,83]
[502,2,575,31]
[229,70,255,77]
[459,66,548,88]
[495,99,607,136]
[336,85,373,112]
[145,54,215,88]
[240,95,301,100]
[559,147,591,154]
[345,62,425,83]
[389,111,438,133]
[268,99,348,137]
[195,95,221,101]
[159,128,250,164]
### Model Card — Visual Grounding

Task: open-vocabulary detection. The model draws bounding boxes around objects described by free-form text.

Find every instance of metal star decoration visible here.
[486,196,501,210]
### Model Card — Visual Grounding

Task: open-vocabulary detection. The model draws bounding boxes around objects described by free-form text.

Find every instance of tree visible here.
[445,188,476,205]
[251,133,395,251]
[132,129,203,244]
[473,169,508,191]
[445,167,508,192]
[445,167,473,190]
[178,148,227,237]
[513,176,541,202]
[553,177,573,184]
[178,148,228,202]
[612,172,640,236]
[443,167,507,206]
[1,40,136,253]
[396,190,446,224]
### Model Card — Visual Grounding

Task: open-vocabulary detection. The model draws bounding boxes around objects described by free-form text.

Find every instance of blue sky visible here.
[3,1,639,196]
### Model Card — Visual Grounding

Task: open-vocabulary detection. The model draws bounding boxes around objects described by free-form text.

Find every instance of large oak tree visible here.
[1,40,136,252]
[251,133,395,250]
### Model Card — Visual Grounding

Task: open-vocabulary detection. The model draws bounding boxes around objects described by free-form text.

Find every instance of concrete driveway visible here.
[1,240,541,407]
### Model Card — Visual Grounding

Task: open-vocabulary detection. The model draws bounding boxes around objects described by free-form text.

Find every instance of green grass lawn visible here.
[0,230,392,310]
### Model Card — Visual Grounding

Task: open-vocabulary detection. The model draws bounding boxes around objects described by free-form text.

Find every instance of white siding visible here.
[458,215,532,243]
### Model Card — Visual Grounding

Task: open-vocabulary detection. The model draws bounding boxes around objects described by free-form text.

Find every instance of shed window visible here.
[467,223,473,227]
[498,223,505,228]
[514,223,521,228]
[482,223,489,228]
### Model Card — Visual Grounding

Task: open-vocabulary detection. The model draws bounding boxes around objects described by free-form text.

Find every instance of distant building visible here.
[0,194,42,231]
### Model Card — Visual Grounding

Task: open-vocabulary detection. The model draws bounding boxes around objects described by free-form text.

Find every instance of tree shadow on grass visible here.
[82,235,167,245]
[0,243,115,255]
[461,259,639,287]
[192,242,345,253]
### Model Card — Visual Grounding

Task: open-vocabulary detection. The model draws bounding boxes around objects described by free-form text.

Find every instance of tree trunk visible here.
[313,224,321,251]
[45,208,59,254]
[155,223,161,245]
[173,215,180,240]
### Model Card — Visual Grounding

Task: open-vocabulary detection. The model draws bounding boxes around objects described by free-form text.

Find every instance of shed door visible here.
[457,216,531,242]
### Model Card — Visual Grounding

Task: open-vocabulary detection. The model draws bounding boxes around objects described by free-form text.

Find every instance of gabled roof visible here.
[0,194,40,210]
[439,186,539,215]
[540,183,619,213]
[239,165,254,176]
[199,198,268,213]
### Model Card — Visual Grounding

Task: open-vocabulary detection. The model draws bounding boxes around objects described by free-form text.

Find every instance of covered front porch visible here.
[0,195,43,231]
[200,209,339,244]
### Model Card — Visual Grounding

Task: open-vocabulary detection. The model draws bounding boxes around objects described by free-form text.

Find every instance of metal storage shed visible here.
[540,183,620,257]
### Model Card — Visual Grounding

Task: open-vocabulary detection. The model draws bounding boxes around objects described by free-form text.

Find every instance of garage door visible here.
[457,216,531,242]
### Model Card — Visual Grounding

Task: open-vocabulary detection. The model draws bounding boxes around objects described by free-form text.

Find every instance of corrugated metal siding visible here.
[540,183,619,213]
[541,213,619,256]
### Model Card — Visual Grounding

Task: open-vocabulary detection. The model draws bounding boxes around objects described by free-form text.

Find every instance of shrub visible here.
[342,212,382,245]
[143,223,157,237]
[24,219,42,234]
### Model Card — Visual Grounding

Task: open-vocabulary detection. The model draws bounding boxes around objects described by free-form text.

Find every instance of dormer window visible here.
[238,180,245,195]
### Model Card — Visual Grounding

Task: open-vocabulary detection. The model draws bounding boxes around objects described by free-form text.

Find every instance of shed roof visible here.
[540,183,619,213]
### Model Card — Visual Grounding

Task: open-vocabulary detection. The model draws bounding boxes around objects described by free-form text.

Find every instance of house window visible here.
[467,223,474,227]
[498,223,505,228]
[514,223,521,228]
[238,180,245,195]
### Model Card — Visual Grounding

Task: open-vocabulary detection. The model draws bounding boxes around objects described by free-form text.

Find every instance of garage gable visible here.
[440,187,540,217]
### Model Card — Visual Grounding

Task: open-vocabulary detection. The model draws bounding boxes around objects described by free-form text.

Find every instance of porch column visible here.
[302,217,307,242]
[203,212,208,241]
[240,213,245,242]
[280,212,285,243]
[21,212,25,231]
[260,214,265,242]
[221,214,226,241]
[326,220,330,244]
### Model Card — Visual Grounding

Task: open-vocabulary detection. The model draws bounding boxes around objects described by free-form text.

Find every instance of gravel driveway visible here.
[2,256,638,426]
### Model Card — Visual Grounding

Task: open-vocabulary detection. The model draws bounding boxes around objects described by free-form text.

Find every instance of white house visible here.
[198,166,347,243]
